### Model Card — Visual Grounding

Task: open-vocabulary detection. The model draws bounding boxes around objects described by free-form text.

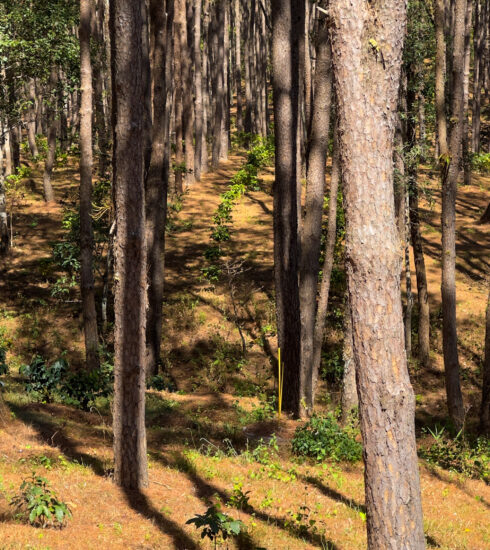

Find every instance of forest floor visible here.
[0,148,489,549]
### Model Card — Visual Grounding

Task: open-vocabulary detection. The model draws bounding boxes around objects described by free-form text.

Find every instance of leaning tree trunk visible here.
[441,0,467,430]
[111,0,149,490]
[43,68,57,203]
[79,0,100,373]
[271,0,304,418]
[300,12,333,414]
[311,123,340,405]
[480,286,490,435]
[329,0,425,546]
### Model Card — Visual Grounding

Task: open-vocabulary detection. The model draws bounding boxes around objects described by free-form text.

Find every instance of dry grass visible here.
[0,151,489,549]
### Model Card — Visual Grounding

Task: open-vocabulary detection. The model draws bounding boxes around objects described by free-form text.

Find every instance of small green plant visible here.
[227,481,251,511]
[60,363,114,410]
[292,414,362,462]
[420,426,489,482]
[186,504,245,548]
[20,356,67,403]
[10,474,72,528]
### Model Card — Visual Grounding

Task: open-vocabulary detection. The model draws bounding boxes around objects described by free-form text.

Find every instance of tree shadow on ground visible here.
[122,488,200,550]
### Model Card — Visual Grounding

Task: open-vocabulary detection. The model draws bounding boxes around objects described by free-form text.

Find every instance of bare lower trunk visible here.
[145,0,170,377]
[80,0,100,374]
[479,287,490,434]
[43,70,58,203]
[111,0,149,490]
[300,14,333,413]
[462,0,472,186]
[27,80,39,158]
[0,174,8,255]
[272,0,303,418]
[441,0,467,430]
[311,132,340,405]
[234,0,243,134]
[194,0,203,181]
[329,0,425,546]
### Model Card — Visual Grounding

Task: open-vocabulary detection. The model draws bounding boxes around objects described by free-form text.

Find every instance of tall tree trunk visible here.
[479,286,490,435]
[80,0,100,374]
[43,69,57,203]
[472,0,488,153]
[201,0,210,173]
[234,0,243,134]
[180,0,195,185]
[221,1,230,158]
[211,5,224,167]
[462,0,472,186]
[145,0,170,378]
[329,0,425,546]
[300,12,333,413]
[194,0,203,181]
[441,0,467,429]
[311,123,340,405]
[435,0,448,161]
[0,173,8,255]
[272,0,303,418]
[111,0,149,490]
[26,80,39,158]
[173,0,185,192]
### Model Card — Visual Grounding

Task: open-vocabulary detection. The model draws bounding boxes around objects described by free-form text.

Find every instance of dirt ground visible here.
[0,150,489,549]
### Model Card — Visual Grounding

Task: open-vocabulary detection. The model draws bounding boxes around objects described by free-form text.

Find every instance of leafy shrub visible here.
[186,504,245,544]
[471,152,490,173]
[419,426,489,482]
[10,474,72,528]
[60,363,113,410]
[292,414,362,462]
[20,357,67,403]
[147,373,176,392]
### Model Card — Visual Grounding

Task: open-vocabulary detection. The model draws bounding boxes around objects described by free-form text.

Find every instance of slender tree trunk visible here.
[462,0,472,186]
[212,5,224,167]
[272,0,303,418]
[221,1,230,158]
[111,0,149,490]
[329,0,425,546]
[180,0,195,185]
[201,0,210,173]
[26,80,39,158]
[441,0,467,429]
[194,0,203,181]
[435,0,448,160]
[311,124,340,404]
[341,292,358,424]
[300,13,333,413]
[479,286,490,435]
[145,0,170,378]
[173,0,185,192]
[80,0,100,374]
[0,173,8,255]
[43,69,57,203]
[234,0,243,134]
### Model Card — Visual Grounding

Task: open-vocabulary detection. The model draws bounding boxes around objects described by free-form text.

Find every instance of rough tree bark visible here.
[79,0,100,373]
[194,0,203,181]
[441,0,467,429]
[145,0,170,378]
[329,0,426,546]
[271,0,304,418]
[111,0,149,489]
[300,10,333,413]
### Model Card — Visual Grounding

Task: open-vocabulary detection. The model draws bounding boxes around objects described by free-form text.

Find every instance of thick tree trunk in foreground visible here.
[480,287,490,435]
[111,0,149,489]
[145,0,170,378]
[300,14,333,413]
[80,0,100,373]
[329,0,425,546]
[272,0,303,418]
[441,0,467,429]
